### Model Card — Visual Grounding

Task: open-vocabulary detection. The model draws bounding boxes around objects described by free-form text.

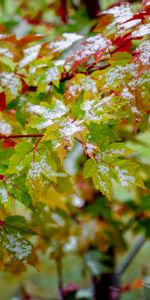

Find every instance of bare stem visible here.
[56,258,65,300]
[0,134,44,140]
[115,235,145,276]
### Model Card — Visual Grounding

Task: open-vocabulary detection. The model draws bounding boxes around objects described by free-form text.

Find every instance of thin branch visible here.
[84,0,101,19]
[0,134,44,140]
[56,258,65,300]
[115,235,145,276]
[59,0,68,23]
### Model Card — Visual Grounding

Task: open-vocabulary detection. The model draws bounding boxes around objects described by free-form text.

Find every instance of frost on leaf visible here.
[49,33,83,53]
[18,44,41,68]
[132,24,150,38]
[65,75,98,103]
[114,166,135,187]
[82,95,123,123]
[103,4,133,25]
[59,117,84,144]
[104,63,135,90]
[135,41,150,67]
[27,154,57,185]
[83,143,143,200]
[0,47,13,58]
[28,98,68,129]
[0,120,12,135]
[5,232,32,261]
[83,158,112,199]
[0,72,21,100]
[0,187,9,204]
[65,34,110,71]
[118,19,141,33]
[44,66,61,87]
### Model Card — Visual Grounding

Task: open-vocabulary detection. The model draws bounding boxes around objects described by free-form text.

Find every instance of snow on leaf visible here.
[104,4,133,24]
[135,40,150,66]
[0,120,12,135]
[83,142,143,200]
[59,117,85,145]
[85,142,97,156]
[64,74,85,103]
[83,158,112,199]
[28,99,68,129]
[132,24,150,38]
[5,232,32,261]
[65,75,98,104]
[118,19,141,32]
[121,87,134,100]
[104,63,135,89]
[45,66,60,84]
[101,143,135,162]
[0,187,9,204]
[82,95,122,123]
[18,44,41,68]
[84,77,98,94]
[65,34,110,71]
[0,72,21,98]
[0,47,13,58]
[49,33,83,53]
[114,166,135,187]
[27,155,57,183]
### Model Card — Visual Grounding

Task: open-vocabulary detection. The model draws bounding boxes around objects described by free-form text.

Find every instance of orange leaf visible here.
[133,279,144,289]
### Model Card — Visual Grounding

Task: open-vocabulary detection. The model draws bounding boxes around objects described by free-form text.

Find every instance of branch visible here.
[84,0,101,19]
[115,235,145,276]
[0,134,44,140]
[59,0,68,23]
[56,258,65,300]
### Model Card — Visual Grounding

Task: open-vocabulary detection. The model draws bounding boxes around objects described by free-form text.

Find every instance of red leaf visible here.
[62,283,79,296]
[0,175,5,180]
[121,284,131,292]
[113,33,132,53]
[3,139,16,149]
[0,92,6,111]
[21,79,29,94]
[0,220,5,227]
[65,34,110,72]
[57,0,68,24]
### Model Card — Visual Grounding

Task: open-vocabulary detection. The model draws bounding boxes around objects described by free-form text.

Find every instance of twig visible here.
[84,0,101,19]
[56,258,65,300]
[115,235,145,276]
[0,134,44,140]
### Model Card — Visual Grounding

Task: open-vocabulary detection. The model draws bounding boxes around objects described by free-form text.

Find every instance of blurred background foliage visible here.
[0,0,141,36]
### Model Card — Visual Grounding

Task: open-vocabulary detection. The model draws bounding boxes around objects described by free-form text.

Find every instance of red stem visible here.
[59,0,68,23]
[0,134,44,140]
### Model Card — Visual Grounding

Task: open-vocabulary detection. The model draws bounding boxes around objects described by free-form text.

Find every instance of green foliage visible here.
[0,0,150,299]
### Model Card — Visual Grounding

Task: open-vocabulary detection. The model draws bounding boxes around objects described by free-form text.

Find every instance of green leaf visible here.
[0,56,16,71]
[4,231,32,261]
[83,158,112,199]
[83,142,144,200]
[8,142,33,174]
[5,215,35,234]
